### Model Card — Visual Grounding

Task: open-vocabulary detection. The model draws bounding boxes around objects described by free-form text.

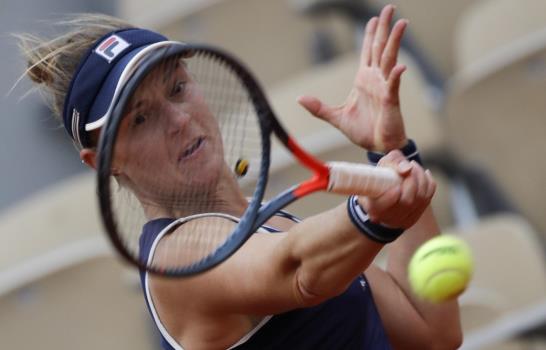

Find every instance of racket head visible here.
[96,43,276,276]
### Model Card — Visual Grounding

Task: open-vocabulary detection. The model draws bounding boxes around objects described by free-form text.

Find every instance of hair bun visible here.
[15,14,133,123]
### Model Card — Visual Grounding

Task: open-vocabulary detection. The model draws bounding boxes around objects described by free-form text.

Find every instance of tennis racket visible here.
[97,42,400,277]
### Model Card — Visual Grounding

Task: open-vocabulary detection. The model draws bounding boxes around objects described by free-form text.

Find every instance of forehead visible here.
[143,56,185,85]
[130,56,187,99]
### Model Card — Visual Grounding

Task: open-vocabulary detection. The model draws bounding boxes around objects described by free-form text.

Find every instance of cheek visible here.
[132,140,166,169]
[194,104,222,141]
[116,131,166,176]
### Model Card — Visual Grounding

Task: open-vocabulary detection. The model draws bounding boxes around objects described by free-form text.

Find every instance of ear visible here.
[80,148,97,170]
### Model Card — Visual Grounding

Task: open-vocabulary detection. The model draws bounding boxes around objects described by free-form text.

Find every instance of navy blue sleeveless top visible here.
[139,215,392,350]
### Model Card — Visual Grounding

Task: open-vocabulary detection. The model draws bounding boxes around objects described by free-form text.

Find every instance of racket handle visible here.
[327,161,401,198]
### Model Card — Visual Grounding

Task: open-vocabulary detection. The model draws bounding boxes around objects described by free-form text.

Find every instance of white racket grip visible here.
[327,161,401,198]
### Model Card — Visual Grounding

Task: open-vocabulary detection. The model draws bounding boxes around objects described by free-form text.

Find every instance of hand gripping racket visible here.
[97,42,400,277]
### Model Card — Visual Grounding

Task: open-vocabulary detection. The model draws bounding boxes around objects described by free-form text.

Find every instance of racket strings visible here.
[157,216,234,268]
[197,58,256,169]
[110,50,264,271]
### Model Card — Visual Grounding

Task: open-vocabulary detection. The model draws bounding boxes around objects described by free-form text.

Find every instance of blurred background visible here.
[1,0,545,349]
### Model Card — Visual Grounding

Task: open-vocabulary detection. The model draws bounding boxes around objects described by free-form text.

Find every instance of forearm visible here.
[286,203,384,303]
[385,206,462,348]
[387,206,441,272]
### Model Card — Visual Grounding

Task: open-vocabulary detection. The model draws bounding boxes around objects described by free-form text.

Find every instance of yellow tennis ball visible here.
[408,235,474,303]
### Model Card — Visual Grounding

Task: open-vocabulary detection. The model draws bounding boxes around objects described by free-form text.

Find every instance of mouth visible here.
[179,136,205,161]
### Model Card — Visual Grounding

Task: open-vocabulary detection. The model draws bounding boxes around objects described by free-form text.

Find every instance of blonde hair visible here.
[15,14,134,123]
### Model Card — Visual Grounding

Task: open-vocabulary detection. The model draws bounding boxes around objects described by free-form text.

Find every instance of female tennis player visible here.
[18,4,462,349]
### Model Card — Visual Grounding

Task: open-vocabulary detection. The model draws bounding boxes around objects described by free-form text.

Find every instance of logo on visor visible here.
[95,35,131,63]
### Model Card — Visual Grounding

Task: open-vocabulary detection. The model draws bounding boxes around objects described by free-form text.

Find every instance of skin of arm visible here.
[366,207,463,350]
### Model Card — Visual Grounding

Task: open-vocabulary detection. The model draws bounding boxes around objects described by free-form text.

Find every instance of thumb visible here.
[378,150,413,176]
[297,95,340,127]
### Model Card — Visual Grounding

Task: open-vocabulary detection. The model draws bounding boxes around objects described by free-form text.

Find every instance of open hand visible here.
[298,4,408,152]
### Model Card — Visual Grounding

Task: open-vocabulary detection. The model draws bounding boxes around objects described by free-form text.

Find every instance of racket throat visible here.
[285,137,330,197]
[253,173,328,232]
[253,190,299,232]
[293,174,329,197]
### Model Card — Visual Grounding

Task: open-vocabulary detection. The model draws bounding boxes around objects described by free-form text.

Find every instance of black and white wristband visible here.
[367,139,422,166]
[346,195,404,244]
[348,140,423,242]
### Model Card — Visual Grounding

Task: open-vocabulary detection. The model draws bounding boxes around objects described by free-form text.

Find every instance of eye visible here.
[133,114,147,126]
[171,81,186,97]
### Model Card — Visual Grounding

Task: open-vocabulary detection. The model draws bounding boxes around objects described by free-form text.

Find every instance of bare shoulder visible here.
[146,215,295,347]
[152,214,238,267]
[147,214,295,314]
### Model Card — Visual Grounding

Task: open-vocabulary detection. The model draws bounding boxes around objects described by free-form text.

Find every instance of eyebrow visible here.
[162,58,186,84]
[126,99,143,115]
[127,57,188,111]
[163,57,189,83]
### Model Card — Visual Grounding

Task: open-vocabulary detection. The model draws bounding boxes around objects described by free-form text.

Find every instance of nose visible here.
[163,102,190,136]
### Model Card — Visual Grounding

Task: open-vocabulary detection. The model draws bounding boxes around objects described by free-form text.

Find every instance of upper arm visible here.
[197,232,307,314]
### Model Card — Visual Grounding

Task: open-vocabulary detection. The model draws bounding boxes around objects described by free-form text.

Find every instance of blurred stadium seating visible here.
[0,254,156,349]
[446,0,546,238]
[0,174,157,348]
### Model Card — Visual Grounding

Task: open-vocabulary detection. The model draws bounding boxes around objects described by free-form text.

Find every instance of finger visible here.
[424,169,437,199]
[411,161,428,201]
[399,166,418,207]
[371,5,395,67]
[380,19,408,77]
[378,149,405,165]
[360,186,401,222]
[396,159,413,176]
[297,95,341,127]
[400,189,433,227]
[365,191,419,227]
[384,167,436,227]
[366,162,436,229]
[378,150,413,176]
[387,63,407,99]
[398,207,425,228]
[397,169,436,227]
[365,150,409,222]
[361,17,378,66]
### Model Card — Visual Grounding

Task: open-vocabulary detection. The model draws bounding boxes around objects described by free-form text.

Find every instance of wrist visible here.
[346,195,404,244]
[379,137,409,153]
[367,139,422,166]
[370,129,408,153]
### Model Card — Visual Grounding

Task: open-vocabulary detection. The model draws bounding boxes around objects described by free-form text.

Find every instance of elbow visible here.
[293,272,328,307]
[443,327,463,350]
[293,269,347,308]
[428,325,463,350]
[406,316,463,350]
